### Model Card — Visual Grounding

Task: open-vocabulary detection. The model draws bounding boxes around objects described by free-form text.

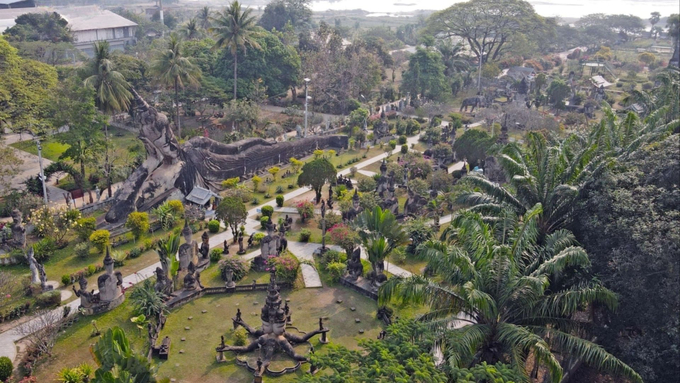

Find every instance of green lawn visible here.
[11,140,70,160]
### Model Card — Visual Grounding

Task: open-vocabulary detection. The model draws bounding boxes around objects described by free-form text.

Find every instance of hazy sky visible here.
[310,0,679,19]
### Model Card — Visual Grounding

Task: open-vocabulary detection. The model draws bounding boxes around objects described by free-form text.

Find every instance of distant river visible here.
[311,0,679,19]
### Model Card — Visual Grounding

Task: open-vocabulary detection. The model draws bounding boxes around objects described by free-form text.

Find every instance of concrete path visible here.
[286,242,323,288]
[448,161,466,173]
[357,169,376,177]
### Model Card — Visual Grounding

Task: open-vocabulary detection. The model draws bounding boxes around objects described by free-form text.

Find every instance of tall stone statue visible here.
[199,231,210,260]
[9,209,26,249]
[346,247,363,282]
[105,89,347,223]
[178,221,198,271]
[72,276,96,307]
[26,247,40,284]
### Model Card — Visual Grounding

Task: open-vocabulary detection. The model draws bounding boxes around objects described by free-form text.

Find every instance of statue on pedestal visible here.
[178,221,198,271]
[9,209,26,249]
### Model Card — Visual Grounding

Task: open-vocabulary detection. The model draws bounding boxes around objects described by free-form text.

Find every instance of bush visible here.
[398,135,407,145]
[33,238,56,263]
[221,177,240,189]
[210,248,222,262]
[36,290,61,307]
[287,184,295,189]
[361,259,371,277]
[233,328,248,346]
[260,216,270,229]
[143,238,154,251]
[296,200,315,222]
[357,177,377,192]
[274,186,283,195]
[299,229,312,242]
[253,232,265,244]
[75,242,91,259]
[326,262,346,283]
[349,166,358,177]
[321,249,346,269]
[0,356,12,382]
[61,274,71,286]
[276,195,284,207]
[89,229,110,253]
[166,200,185,217]
[401,144,408,154]
[126,212,149,240]
[219,256,248,281]
[87,265,96,276]
[261,205,274,218]
[208,219,220,233]
[75,217,96,241]
[264,193,271,199]
[269,253,299,283]
[392,247,407,265]
[252,197,260,205]
[616,82,623,88]
[128,247,143,259]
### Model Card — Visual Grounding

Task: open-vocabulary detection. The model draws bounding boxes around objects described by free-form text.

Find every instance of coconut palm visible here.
[209,1,261,99]
[457,131,607,239]
[379,207,642,383]
[353,206,409,283]
[182,18,201,40]
[150,33,201,139]
[84,41,132,198]
[197,6,212,30]
[156,233,180,291]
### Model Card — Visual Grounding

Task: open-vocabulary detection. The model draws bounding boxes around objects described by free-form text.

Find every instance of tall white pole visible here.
[36,139,48,205]
[477,46,483,93]
[304,79,309,138]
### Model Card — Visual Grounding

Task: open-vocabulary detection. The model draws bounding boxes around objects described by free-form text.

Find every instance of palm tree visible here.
[197,6,212,30]
[209,1,261,99]
[353,206,409,283]
[150,33,201,139]
[379,208,642,383]
[457,131,607,239]
[182,18,201,40]
[156,233,180,291]
[84,41,132,198]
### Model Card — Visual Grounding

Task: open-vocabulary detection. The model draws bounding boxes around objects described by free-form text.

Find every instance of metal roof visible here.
[185,186,219,206]
[58,7,136,31]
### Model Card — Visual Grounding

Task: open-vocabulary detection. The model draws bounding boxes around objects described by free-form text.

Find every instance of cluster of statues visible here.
[375,159,399,216]
[73,249,125,315]
[216,269,329,376]
[252,216,288,271]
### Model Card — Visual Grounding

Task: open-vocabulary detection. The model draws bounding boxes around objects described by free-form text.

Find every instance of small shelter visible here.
[185,186,220,208]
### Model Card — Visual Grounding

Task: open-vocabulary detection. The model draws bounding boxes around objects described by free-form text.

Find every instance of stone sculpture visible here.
[254,217,279,271]
[342,188,363,222]
[459,96,485,112]
[345,247,363,282]
[9,209,26,249]
[199,231,210,260]
[105,90,347,223]
[178,221,198,271]
[183,262,198,291]
[77,249,125,315]
[216,269,329,375]
[26,248,40,284]
[72,276,97,307]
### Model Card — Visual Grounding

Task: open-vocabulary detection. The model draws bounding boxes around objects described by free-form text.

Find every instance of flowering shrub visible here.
[328,224,359,255]
[166,200,185,217]
[296,200,315,223]
[89,229,110,253]
[75,217,96,241]
[299,229,311,242]
[28,206,80,247]
[268,254,299,283]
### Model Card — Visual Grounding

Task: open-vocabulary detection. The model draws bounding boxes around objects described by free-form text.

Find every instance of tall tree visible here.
[353,206,408,282]
[649,12,661,37]
[209,1,261,99]
[0,36,57,134]
[84,41,132,198]
[150,33,201,139]
[380,209,642,383]
[3,12,72,43]
[296,158,336,203]
[573,134,679,383]
[216,196,247,242]
[197,7,212,30]
[259,0,312,32]
[427,0,543,63]
[181,18,201,40]
[400,47,448,100]
[50,78,105,179]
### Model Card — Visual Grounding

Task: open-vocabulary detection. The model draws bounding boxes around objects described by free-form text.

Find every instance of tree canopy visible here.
[259,0,312,32]
[452,129,495,168]
[216,196,247,240]
[297,158,336,202]
[3,12,72,43]
[400,47,448,100]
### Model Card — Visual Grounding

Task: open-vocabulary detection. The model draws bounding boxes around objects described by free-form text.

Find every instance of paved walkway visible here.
[0,131,429,362]
[357,169,376,177]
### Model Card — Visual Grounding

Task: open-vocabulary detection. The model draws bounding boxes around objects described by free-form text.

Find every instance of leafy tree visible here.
[3,12,72,43]
[0,36,57,133]
[91,327,157,382]
[649,11,661,37]
[353,206,408,281]
[130,279,166,319]
[181,18,201,40]
[150,33,201,139]
[216,196,247,241]
[401,47,448,100]
[84,41,132,198]
[0,356,12,382]
[214,29,300,99]
[221,99,260,136]
[125,212,150,240]
[156,234,180,290]
[300,319,446,383]
[259,0,312,32]
[210,1,262,99]
[452,129,494,168]
[427,0,544,63]
[546,78,570,107]
[297,158,336,202]
[573,134,680,383]
[380,209,642,383]
[49,78,105,179]
[197,7,212,30]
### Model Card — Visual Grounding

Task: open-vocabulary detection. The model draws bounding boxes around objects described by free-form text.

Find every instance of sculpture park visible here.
[0,0,677,382]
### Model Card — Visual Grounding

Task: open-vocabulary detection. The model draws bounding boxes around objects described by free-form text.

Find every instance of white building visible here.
[0,6,137,57]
